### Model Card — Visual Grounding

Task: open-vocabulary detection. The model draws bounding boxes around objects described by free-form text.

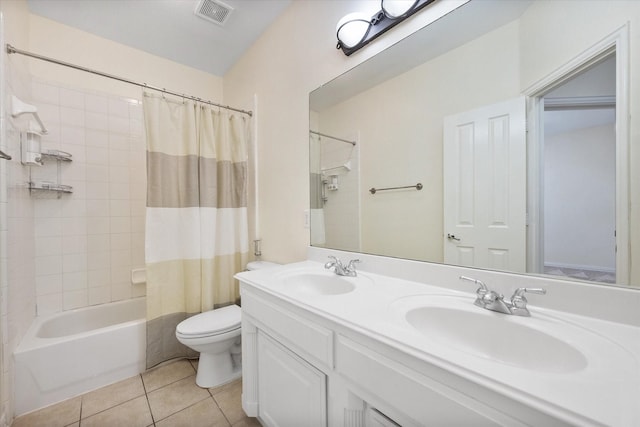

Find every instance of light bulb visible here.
[381,0,418,19]
[336,12,372,49]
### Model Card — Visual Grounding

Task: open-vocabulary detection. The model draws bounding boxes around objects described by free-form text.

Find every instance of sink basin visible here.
[278,272,368,296]
[394,295,588,373]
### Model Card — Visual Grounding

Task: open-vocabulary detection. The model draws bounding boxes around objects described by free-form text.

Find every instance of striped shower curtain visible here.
[143,92,249,368]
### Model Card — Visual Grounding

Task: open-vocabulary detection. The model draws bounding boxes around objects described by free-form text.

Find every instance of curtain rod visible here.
[309,130,356,146]
[5,44,253,117]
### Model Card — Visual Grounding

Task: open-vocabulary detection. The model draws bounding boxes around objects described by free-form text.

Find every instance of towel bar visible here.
[369,183,422,194]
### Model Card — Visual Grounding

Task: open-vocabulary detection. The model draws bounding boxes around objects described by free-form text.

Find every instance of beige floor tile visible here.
[142,359,196,392]
[81,395,153,427]
[64,423,80,427]
[209,378,242,397]
[189,358,199,371]
[12,396,81,427]
[231,417,262,427]
[155,398,230,427]
[212,379,246,424]
[147,375,211,421]
[82,375,146,417]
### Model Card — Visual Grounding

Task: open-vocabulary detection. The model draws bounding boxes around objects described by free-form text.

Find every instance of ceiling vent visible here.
[194,0,234,26]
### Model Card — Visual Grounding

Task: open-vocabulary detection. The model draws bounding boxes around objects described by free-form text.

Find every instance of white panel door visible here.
[257,331,327,427]
[443,97,526,272]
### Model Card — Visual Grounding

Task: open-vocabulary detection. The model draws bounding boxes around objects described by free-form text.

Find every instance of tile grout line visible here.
[140,373,156,426]
[208,388,233,427]
[77,397,83,427]
[143,358,197,394]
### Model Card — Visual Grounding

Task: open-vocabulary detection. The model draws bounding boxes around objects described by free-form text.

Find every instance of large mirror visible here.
[309,0,638,288]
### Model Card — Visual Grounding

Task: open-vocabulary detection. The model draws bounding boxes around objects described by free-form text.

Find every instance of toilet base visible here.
[195,351,242,388]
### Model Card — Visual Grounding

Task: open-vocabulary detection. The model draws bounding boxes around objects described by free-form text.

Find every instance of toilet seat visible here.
[176,305,241,339]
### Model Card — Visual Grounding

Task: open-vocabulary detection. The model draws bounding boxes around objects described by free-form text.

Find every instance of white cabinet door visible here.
[258,331,327,427]
[443,97,526,272]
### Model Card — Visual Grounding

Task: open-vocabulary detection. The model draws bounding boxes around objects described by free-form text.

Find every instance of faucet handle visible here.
[345,259,360,276]
[460,276,493,308]
[324,255,339,269]
[459,275,489,293]
[510,287,546,308]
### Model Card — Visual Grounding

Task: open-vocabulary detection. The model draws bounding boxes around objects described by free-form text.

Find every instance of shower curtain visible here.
[143,92,249,368]
[309,135,326,245]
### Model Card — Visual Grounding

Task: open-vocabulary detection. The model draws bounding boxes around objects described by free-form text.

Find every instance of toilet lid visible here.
[176,305,241,336]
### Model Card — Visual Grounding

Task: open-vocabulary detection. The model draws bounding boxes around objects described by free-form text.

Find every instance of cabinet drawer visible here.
[336,335,518,426]
[242,290,333,367]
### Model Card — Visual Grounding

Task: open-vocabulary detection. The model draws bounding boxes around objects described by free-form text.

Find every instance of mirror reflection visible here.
[309,0,638,288]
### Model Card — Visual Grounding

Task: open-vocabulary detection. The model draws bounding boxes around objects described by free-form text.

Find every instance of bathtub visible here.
[14,298,146,415]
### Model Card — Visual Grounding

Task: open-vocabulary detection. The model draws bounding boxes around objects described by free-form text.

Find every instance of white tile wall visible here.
[30,79,146,314]
[3,48,37,424]
[321,140,361,252]
[1,67,148,422]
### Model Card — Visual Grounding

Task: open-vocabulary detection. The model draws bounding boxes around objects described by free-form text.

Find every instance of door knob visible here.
[447,233,461,242]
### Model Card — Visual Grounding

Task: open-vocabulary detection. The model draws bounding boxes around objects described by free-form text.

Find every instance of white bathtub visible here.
[14,298,146,415]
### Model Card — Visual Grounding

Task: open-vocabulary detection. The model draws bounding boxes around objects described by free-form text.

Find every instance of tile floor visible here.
[12,359,261,427]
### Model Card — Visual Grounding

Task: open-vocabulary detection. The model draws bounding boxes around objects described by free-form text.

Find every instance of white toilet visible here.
[175,261,279,388]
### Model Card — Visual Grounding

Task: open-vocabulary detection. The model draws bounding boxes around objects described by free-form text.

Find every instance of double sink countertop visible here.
[236,260,640,427]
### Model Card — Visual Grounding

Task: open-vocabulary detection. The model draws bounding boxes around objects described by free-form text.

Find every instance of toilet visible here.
[175,260,279,388]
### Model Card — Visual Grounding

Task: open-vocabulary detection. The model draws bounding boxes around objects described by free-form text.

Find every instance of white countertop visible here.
[236,260,640,427]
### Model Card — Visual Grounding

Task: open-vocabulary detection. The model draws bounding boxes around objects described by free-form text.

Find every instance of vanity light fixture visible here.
[336,0,436,56]
[382,0,419,19]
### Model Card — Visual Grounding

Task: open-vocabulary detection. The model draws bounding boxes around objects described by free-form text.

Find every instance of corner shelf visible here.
[28,182,73,194]
[40,149,72,162]
[28,150,73,198]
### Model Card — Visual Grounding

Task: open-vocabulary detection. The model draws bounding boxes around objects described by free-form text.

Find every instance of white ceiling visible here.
[26,0,292,76]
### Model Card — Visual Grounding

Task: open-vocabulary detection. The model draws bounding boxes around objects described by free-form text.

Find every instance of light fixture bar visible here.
[337,0,437,56]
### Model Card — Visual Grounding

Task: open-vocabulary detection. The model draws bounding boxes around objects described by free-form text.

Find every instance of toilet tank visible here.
[246,261,280,271]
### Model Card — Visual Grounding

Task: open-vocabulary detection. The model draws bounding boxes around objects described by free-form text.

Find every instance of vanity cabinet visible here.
[257,331,327,427]
[239,281,571,427]
[241,288,331,426]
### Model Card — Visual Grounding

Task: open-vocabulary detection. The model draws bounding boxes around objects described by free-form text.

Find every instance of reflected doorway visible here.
[535,53,623,284]
[543,102,616,283]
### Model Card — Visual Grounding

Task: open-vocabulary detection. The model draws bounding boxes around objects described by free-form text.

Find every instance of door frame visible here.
[523,24,630,284]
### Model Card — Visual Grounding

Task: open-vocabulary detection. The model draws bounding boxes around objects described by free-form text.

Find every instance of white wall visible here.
[544,122,616,271]
[519,0,640,284]
[314,20,520,262]
[1,0,34,423]
[223,0,469,264]
[27,15,223,102]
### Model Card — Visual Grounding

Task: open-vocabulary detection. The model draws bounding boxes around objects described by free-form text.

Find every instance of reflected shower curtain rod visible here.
[5,44,252,117]
[309,130,356,146]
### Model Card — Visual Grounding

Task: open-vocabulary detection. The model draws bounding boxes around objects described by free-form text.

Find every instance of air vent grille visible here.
[195,0,234,26]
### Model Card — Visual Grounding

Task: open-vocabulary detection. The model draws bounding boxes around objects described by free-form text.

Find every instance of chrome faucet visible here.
[324,256,360,277]
[459,276,546,317]
[508,287,547,316]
